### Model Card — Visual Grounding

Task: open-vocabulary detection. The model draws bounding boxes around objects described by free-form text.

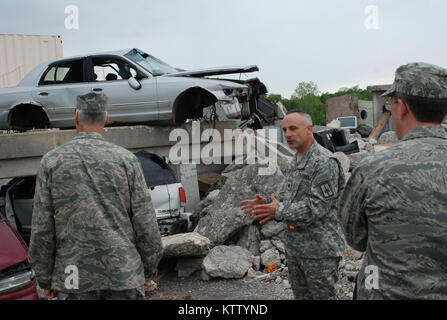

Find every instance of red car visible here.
[0,197,38,300]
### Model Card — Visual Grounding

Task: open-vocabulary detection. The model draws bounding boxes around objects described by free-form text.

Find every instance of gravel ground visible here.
[146,249,363,301]
[147,259,294,300]
[37,250,362,300]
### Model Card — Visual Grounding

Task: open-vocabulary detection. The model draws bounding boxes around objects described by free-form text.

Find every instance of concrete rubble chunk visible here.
[354,138,366,150]
[272,230,285,241]
[348,132,363,142]
[246,267,257,279]
[271,239,286,254]
[362,140,375,153]
[236,224,261,256]
[201,189,220,208]
[202,245,254,279]
[260,248,282,268]
[260,240,273,253]
[196,162,286,247]
[253,256,261,271]
[255,273,270,281]
[200,270,211,281]
[162,232,210,258]
[261,220,284,238]
[334,152,351,174]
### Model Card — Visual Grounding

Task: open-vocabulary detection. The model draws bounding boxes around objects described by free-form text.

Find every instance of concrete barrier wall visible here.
[0,121,242,179]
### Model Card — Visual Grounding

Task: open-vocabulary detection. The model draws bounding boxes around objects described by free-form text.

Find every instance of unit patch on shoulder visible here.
[319,182,334,198]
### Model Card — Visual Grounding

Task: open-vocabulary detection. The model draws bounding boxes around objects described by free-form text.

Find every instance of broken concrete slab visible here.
[202,245,254,279]
[162,232,210,258]
[271,230,285,241]
[196,207,252,248]
[271,239,286,254]
[236,224,262,256]
[196,162,286,247]
[260,220,284,238]
[201,189,220,208]
[260,240,273,253]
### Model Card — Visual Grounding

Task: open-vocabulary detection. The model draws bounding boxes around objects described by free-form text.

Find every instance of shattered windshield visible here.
[125,48,179,76]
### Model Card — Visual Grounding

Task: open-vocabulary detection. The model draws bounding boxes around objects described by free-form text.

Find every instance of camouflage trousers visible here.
[287,255,341,300]
[58,288,144,300]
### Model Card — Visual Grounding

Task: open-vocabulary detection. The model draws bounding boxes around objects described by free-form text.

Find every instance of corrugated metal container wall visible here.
[0,34,63,88]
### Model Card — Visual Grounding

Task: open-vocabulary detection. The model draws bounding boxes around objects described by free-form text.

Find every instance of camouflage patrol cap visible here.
[382,62,447,99]
[76,92,108,112]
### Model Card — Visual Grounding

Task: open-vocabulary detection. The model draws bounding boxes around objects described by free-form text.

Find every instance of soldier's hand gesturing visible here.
[241,194,267,215]
[242,194,278,225]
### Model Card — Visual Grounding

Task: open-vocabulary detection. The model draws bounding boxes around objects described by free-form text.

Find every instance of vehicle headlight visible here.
[0,261,35,294]
[0,270,35,294]
[223,89,234,96]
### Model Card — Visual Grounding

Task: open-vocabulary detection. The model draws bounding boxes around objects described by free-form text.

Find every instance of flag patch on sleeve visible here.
[319,182,334,198]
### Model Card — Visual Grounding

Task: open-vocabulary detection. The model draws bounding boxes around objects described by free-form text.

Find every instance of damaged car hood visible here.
[162,65,259,78]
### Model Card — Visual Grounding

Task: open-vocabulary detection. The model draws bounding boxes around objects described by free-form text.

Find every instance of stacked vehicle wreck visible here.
[0,48,276,131]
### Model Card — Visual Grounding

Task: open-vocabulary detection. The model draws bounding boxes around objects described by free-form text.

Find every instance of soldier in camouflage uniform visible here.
[339,62,447,299]
[28,92,163,300]
[242,110,346,299]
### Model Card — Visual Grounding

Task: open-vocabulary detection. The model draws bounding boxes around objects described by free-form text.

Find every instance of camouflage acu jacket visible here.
[28,132,163,293]
[275,141,346,259]
[339,126,447,299]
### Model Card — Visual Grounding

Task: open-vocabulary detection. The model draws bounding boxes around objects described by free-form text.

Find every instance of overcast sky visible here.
[1,0,447,98]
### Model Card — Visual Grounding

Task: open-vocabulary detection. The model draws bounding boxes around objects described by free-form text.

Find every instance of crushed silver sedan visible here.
[0,48,271,130]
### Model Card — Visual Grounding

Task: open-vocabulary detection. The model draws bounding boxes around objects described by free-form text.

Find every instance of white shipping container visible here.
[0,34,63,88]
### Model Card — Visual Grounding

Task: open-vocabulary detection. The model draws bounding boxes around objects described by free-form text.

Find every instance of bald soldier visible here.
[339,62,447,299]
[29,92,163,300]
[241,110,346,300]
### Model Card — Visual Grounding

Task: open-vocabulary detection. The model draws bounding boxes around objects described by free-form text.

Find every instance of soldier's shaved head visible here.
[283,110,314,153]
[286,110,313,126]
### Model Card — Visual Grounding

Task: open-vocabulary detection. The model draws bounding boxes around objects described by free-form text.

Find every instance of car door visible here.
[87,55,159,123]
[32,58,90,128]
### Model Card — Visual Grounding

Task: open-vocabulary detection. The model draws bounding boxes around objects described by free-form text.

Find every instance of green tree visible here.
[296,94,326,125]
[266,83,372,126]
[320,85,372,104]
[266,94,282,103]
[292,81,320,99]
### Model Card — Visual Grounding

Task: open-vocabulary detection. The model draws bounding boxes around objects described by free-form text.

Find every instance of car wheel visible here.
[9,105,51,131]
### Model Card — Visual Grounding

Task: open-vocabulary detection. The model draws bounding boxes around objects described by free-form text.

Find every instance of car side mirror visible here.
[128,77,141,90]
